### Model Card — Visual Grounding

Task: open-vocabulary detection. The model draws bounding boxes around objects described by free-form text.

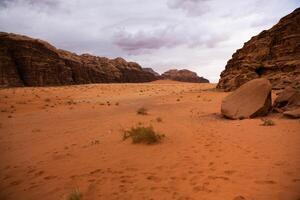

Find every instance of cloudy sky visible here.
[0,0,299,82]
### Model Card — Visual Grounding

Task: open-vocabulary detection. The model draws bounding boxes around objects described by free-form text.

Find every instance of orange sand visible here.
[0,82,299,200]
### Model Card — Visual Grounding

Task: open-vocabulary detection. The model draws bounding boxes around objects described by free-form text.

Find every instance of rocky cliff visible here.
[161,69,209,83]
[217,8,300,91]
[0,32,157,87]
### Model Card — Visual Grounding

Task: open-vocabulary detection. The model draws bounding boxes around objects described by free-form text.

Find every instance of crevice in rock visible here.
[255,66,266,77]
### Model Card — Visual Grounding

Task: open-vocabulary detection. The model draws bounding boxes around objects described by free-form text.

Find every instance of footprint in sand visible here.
[233,196,246,200]
[224,170,237,175]
[254,180,276,184]
[34,170,45,177]
[43,175,57,180]
[208,175,229,181]
[10,180,22,186]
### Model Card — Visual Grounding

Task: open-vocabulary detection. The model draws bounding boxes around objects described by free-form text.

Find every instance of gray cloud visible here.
[113,26,185,54]
[0,0,60,8]
[0,0,299,82]
[167,0,211,16]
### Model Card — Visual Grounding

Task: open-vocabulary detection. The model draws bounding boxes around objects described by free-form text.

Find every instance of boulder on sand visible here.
[273,86,300,112]
[221,78,272,119]
[283,108,300,118]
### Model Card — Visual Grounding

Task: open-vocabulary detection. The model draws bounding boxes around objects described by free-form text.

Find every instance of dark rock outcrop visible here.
[142,68,160,77]
[217,8,300,91]
[283,108,300,118]
[161,69,209,83]
[0,32,157,87]
[221,78,272,119]
[273,86,300,115]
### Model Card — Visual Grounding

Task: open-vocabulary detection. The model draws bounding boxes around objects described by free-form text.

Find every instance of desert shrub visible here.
[260,119,275,126]
[123,125,164,144]
[66,188,82,200]
[137,107,148,115]
[156,117,162,122]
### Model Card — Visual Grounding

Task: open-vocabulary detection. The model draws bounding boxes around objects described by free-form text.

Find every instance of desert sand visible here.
[0,80,299,200]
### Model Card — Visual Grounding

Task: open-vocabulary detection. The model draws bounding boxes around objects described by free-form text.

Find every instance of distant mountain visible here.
[0,32,157,87]
[161,69,209,83]
[217,8,300,91]
[142,68,160,77]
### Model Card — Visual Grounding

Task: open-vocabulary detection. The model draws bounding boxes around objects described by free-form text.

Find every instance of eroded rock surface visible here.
[217,8,300,91]
[273,86,300,112]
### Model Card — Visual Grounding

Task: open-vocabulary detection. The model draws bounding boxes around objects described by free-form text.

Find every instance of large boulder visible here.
[217,8,300,91]
[221,78,272,119]
[273,86,300,112]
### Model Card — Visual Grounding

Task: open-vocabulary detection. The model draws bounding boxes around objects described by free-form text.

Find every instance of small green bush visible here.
[123,125,164,144]
[260,119,275,126]
[137,107,148,115]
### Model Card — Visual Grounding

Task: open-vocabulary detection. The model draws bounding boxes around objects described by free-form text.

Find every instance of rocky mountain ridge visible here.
[217,8,300,91]
[0,32,210,87]
[0,32,157,87]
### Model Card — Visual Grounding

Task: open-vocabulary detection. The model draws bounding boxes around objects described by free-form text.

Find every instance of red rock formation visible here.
[273,86,300,113]
[161,69,209,83]
[142,68,160,77]
[0,32,157,87]
[217,8,300,91]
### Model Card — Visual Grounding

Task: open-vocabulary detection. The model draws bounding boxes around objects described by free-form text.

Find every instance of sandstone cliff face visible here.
[0,32,157,87]
[217,8,300,91]
[161,69,209,83]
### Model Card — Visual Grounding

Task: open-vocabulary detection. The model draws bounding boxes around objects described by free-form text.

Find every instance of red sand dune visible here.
[0,82,299,200]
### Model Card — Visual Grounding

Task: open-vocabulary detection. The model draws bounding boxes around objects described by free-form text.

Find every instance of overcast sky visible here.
[0,0,299,82]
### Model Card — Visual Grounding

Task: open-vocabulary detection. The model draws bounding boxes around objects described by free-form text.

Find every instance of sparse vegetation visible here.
[91,140,100,145]
[156,117,162,122]
[260,119,275,126]
[123,125,164,144]
[66,188,82,200]
[137,107,148,115]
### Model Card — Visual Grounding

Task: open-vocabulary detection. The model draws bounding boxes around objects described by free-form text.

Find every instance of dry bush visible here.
[137,107,148,115]
[123,125,164,144]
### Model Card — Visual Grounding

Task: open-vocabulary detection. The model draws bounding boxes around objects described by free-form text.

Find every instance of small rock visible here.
[283,108,300,118]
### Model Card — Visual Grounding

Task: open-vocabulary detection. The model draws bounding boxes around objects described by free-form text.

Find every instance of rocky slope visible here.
[0,32,157,87]
[217,8,300,91]
[161,69,209,83]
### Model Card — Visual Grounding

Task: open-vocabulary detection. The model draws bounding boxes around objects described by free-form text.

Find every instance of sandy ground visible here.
[0,80,299,200]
